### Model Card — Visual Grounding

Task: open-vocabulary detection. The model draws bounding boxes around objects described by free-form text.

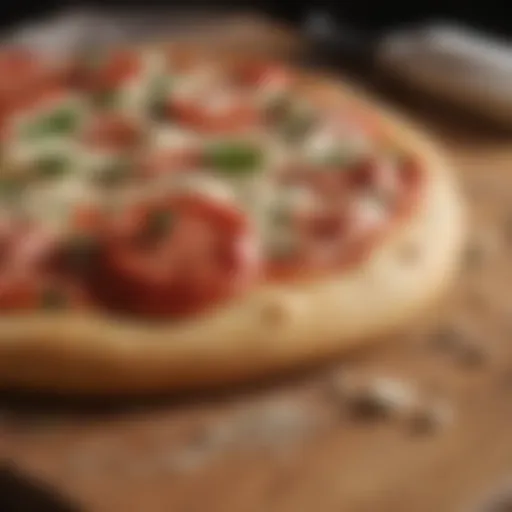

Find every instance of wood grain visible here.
[2,14,512,512]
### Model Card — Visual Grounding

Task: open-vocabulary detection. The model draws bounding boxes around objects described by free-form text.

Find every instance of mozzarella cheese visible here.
[0,51,402,272]
[350,194,388,236]
[149,126,199,151]
[22,176,97,233]
[116,50,170,119]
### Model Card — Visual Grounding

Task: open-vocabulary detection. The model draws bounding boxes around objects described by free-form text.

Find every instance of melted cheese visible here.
[22,176,97,233]
[116,50,169,119]
[172,172,236,204]
[350,194,388,236]
[0,51,400,275]
[149,126,199,151]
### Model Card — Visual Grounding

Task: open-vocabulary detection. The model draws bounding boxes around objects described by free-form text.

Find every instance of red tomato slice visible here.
[82,113,141,151]
[168,95,261,134]
[95,194,260,318]
[0,49,48,92]
[0,49,67,119]
[0,85,71,137]
[84,49,141,91]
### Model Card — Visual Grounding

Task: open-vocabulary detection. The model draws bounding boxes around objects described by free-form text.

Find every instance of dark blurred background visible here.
[2,0,512,38]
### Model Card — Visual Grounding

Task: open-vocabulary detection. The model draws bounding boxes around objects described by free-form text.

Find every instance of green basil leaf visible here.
[206,141,263,175]
[280,112,315,143]
[93,89,119,109]
[23,107,80,139]
[148,75,172,120]
[35,155,70,179]
[95,161,132,188]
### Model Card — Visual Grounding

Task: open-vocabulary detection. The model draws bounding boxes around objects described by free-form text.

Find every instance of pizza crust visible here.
[0,57,465,394]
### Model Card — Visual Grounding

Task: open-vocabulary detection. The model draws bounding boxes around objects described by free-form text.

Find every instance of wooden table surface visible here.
[2,15,512,512]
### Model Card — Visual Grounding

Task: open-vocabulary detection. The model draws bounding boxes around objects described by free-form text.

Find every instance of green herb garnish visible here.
[93,89,119,109]
[205,141,263,175]
[142,209,175,242]
[35,155,70,179]
[23,107,80,139]
[148,75,172,120]
[95,161,132,188]
[280,112,315,143]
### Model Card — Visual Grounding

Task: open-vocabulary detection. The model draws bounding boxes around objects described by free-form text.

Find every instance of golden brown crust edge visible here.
[0,58,466,394]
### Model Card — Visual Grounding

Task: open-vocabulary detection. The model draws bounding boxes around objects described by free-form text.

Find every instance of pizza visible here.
[0,44,464,393]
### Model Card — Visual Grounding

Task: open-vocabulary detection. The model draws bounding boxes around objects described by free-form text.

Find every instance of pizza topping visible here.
[205,140,264,176]
[39,285,68,310]
[273,99,316,143]
[82,113,141,151]
[34,153,70,179]
[0,50,425,318]
[93,194,261,317]
[22,105,80,139]
[60,233,100,274]
[92,159,133,188]
[140,209,176,244]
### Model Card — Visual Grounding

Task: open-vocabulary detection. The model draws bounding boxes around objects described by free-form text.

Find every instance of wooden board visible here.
[2,14,512,512]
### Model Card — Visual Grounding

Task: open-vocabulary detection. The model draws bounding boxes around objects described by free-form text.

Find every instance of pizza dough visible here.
[0,48,465,394]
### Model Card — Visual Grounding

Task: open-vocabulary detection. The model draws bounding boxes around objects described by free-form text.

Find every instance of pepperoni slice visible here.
[95,194,261,318]
[168,94,261,134]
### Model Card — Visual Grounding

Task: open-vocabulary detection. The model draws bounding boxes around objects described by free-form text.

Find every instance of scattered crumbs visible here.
[428,324,488,369]
[408,398,455,435]
[329,373,419,421]
[328,372,455,434]
[153,399,319,472]
[229,398,319,449]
